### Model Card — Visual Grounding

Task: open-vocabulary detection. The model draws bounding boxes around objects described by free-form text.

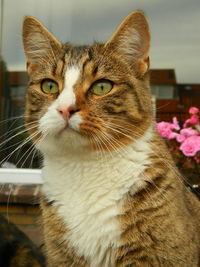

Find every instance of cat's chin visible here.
[57,124,76,135]
[37,128,90,156]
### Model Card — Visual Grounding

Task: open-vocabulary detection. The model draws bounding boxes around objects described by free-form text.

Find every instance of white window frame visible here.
[0,168,43,184]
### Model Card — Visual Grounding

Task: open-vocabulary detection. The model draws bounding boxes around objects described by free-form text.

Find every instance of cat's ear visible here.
[105,11,150,77]
[22,16,62,73]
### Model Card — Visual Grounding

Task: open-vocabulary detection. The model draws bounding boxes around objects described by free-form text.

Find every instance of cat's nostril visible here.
[58,109,67,120]
[57,106,80,120]
[68,106,80,117]
[68,107,79,116]
[69,109,76,116]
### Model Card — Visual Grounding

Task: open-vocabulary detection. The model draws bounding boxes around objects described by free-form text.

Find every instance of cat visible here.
[0,214,45,267]
[22,11,200,267]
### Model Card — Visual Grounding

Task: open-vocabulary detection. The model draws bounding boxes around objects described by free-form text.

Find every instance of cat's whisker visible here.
[92,132,153,198]
[21,135,42,168]
[102,124,142,163]
[0,139,26,153]
[0,116,34,140]
[17,130,40,164]
[0,122,38,148]
[90,133,113,170]
[99,132,119,158]
[93,130,118,160]
[0,121,37,141]
[15,139,37,168]
[7,124,39,164]
[2,118,21,136]
[30,134,47,169]
[106,119,144,133]
[102,130,129,158]
[142,171,180,214]
[6,184,14,222]
[0,115,30,125]
[89,133,105,163]
[104,120,145,141]
[95,133,114,159]
[0,129,40,166]
[99,131,135,172]
[103,123,133,145]
[103,120,190,191]
[28,132,48,168]
[105,120,184,182]
[29,145,39,168]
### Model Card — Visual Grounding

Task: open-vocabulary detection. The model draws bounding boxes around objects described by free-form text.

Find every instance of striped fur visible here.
[23,11,200,267]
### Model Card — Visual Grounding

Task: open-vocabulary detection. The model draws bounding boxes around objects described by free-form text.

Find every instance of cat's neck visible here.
[42,125,154,202]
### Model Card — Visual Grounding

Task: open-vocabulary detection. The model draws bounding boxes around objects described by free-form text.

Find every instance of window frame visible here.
[0,168,43,184]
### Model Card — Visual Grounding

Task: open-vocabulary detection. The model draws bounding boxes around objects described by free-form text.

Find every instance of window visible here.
[151,85,175,99]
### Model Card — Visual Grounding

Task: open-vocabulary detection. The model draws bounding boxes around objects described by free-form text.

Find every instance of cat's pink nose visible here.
[57,106,78,121]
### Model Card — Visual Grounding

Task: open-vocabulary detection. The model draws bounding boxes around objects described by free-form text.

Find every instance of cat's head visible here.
[22,11,153,155]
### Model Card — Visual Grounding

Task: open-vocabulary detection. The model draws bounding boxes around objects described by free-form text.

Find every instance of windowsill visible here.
[0,168,43,204]
[0,168,43,184]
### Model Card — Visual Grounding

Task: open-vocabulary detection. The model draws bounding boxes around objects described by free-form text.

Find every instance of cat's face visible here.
[23,11,152,154]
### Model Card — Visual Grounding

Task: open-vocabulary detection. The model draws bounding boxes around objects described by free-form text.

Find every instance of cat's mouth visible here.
[57,123,77,136]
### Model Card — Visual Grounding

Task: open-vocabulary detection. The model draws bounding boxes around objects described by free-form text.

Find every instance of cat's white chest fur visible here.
[41,127,152,266]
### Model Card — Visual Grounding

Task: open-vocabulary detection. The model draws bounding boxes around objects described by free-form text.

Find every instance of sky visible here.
[1,0,200,84]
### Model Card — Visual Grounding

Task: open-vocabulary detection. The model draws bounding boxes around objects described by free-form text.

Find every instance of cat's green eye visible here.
[90,80,113,96]
[41,79,59,94]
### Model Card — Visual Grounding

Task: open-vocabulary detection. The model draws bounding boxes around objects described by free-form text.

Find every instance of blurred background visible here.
[0,0,199,252]
[0,0,200,168]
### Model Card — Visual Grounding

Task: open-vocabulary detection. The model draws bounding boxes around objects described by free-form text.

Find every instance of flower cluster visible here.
[157,107,200,159]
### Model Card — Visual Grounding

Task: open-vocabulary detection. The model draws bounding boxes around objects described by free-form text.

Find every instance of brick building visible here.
[150,69,200,123]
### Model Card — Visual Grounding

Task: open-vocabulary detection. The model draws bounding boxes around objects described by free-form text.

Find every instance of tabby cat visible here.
[22,11,200,267]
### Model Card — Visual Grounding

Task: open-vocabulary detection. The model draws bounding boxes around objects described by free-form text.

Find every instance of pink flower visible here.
[183,115,199,127]
[176,134,186,143]
[169,132,178,139]
[180,135,200,157]
[189,107,199,115]
[183,107,199,127]
[172,117,180,130]
[157,119,181,140]
[156,122,174,139]
[183,119,189,128]
[180,127,198,137]
[190,114,199,124]
[176,128,198,143]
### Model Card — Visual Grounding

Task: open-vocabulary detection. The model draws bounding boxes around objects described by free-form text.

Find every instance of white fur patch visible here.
[39,100,66,136]
[41,126,153,266]
[57,66,80,111]
[69,113,83,131]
